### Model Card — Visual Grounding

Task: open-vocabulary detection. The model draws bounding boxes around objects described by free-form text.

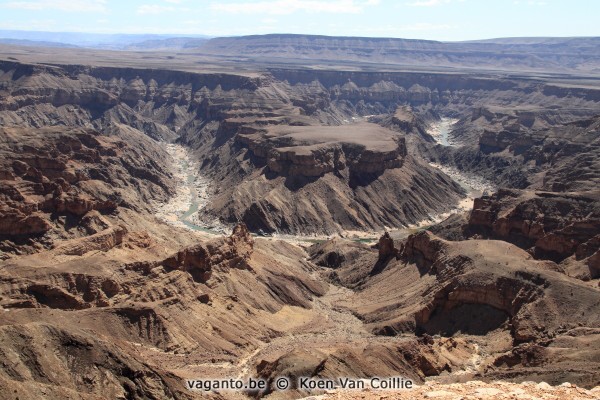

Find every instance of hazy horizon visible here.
[0,0,598,42]
[0,28,598,42]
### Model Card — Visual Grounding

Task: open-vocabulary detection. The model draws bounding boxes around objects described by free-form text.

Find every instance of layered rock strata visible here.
[236,123,407,178]
[0,126,173,255]
[468,189,600,279]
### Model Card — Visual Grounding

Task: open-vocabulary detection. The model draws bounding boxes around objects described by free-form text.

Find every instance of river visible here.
[157,119,495,243]
[155,144,224,235]
[427,117,460,146]
[426,117,495,195]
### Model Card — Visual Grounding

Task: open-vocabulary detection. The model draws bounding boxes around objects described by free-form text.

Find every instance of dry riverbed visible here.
[154,143,226,235]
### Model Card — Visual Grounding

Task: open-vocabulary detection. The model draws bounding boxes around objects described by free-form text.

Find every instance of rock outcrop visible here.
[326,231,600,386]
[378,105,434,143]
[0,126,173,255]
[376,232,399,260]
[237,123,407,178]
[436,111,600,191]
[162,223,254,282]
[199,119,465,234]
[468,189,600,279]
[309,237,371,270]
[199,153,464,234]
[53,225,127,256]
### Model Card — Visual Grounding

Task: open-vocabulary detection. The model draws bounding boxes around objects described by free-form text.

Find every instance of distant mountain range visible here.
[0,30,211,50]
[197,34,600,75]
[1,31,600,74]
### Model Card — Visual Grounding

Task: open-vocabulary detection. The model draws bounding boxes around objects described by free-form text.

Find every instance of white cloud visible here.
[137,4,175,14]
[4,0,107,12]
[405,0,464,6]
[136,3,191,14]
[210,0,380,15]
[356,22,455,34]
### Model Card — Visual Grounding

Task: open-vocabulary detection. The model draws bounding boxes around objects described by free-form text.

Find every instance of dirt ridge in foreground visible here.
[311,380,600,400]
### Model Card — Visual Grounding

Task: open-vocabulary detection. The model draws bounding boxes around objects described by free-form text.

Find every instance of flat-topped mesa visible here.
[236,122,407,178]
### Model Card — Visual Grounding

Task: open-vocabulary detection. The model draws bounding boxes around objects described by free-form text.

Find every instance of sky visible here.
[0,0,598,41]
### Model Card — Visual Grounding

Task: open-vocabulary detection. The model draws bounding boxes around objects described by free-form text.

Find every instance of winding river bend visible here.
[158,119,494,242]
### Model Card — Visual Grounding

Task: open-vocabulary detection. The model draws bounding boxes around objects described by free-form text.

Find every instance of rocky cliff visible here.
[431,110,600,191]
[322,231,600,387]
[0,125,173,256]
[197,34,600,75]
[1,44,600,399]
[0,224,328,398]
[468,189,600,279]
[236,123,407,178]
[2,60,600,236]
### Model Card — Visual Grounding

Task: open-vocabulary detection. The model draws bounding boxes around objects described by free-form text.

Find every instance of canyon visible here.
[0,34,599,400]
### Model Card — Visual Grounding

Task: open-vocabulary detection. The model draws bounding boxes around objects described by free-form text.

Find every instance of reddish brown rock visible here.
[53,226,127,256]
[467,189,600,266]
[237,123,407,178]
[377,232,398,260]
[403,230,448,269]
[162,223,254,282]
[0,207,51,236]
[0,126,174,254]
